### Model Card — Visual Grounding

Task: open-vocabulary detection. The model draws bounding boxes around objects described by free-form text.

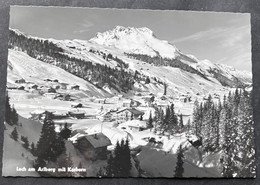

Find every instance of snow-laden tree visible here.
[36,112,66,163]
[147,111,153,129]
[106,139,132,177]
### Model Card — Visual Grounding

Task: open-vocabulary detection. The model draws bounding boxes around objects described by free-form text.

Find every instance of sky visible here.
[10,6,251,72]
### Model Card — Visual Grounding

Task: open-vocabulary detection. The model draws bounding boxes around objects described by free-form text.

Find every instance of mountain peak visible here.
[90,26,178,58]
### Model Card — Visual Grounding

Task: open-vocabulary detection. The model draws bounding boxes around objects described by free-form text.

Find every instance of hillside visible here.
[8,27,251,98]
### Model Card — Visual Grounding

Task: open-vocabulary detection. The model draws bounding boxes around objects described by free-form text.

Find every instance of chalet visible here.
[6,84,18,90]
[160,96,167,100]
[15,78,26,84]
[60,83,68,90]
[29,110,54,120]
[122,99,131,107]
[71,85,80,90]
[116,108,144,124]
[52,111,68,119]
[74,133,112,160]
[52,85,60,90]
[71,103,83,108]
[122,99,141,108]
[135,92,142,96]
[55,93,71,101]
[44,87,56,93]
[68,111,85,119]
[17,85,25,91]
[120,120,146,131]
[28,89,39,94]
[156,100,169,107]
[63,94,71,101]
[131,99,141,107]
[44,78,52,82]
[44,93,56,99]
[29,84,38,90]
[97,111,114,122]
[95,98,106,104]
[187,135,202,148]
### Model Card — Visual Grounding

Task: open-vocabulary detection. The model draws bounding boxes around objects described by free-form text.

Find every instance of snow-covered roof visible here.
[121,120,146,128]
[84,133,112,148]
[30,109,46,115]
[123,99,132,103]
[116,107,144,115]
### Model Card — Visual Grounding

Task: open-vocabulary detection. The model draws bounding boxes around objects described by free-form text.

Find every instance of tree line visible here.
[9,29,148,93]
[191,89,255,177]
[125,52,209,80]
[153,104,184,134]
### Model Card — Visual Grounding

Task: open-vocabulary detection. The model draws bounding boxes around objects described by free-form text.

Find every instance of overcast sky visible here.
[10,6,251,72]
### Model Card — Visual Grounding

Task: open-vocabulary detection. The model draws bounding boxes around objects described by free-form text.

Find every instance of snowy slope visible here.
[8,27,252,98]
[7,49,110,97]
[89,26,251,86]
[137,147,220,177]
[2,117,42,177]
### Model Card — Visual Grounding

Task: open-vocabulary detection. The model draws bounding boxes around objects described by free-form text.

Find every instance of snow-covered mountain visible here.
[89,26,251,87]
[8,27,252,98]
[90,26,180,59]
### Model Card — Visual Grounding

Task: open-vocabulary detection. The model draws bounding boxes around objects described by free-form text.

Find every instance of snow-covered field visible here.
[3,26,252,177]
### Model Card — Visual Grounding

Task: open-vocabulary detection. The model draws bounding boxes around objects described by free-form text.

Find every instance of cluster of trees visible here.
[5,94,18,126]
[153,104,184,134]
[9,30,145,93]
[191,89,255,177]
[125,53,208,80]
[89,49,129,69]
[106,139,132,177]
[21,135,29,149]
[34,112,67,175]
[10,127,18,141]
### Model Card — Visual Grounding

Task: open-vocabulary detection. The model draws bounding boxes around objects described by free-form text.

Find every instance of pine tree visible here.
[106,139,132,177]
[174,145,184,178]
[169,104,178,134]
[179,114,184,131]
[5,94,12,125]
[163,82,167,95]
[31,142,36,156]
[11,127,18,141]
[36,112,65,163]
[11,106,19,125]
[147,111,153,129]
[21,136,29,149]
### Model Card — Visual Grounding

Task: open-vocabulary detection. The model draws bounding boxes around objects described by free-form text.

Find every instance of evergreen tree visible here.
[147,111,153,129]
[31,142,36,156]
[11,106,19,125]
[11,127,18,141]
[163,82,167,95]
[169,104,179,134]
[21,136,29,149]
[5,94,12,125]
[36,112,65,163]
[106,139,132,177]
[179,114,184,131]
[145,76,150,84]
[174,145,184,178]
